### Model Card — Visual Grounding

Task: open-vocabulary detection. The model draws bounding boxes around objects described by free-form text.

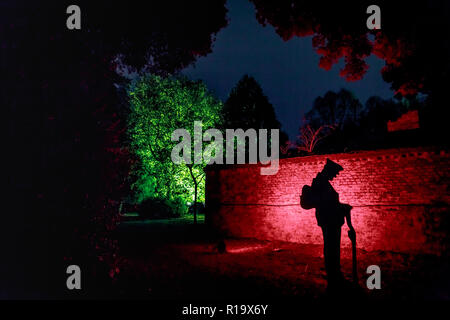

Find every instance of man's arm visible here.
[344,205,353,228]
[343,204,356,240]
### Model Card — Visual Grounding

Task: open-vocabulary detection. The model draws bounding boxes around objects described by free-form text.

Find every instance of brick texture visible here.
[387,110,420,132]
[206,147,450,255]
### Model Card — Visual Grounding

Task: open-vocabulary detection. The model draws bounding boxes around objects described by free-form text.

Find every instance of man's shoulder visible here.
[312,174,325,186]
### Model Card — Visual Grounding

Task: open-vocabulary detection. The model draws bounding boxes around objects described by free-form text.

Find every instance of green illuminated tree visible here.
[127,75,222,221]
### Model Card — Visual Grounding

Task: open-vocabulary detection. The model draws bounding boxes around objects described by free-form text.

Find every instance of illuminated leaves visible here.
[249,1,450,96]
[127,75,222,204]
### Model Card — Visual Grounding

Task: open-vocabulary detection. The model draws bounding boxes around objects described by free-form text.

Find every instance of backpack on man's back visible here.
[300,184,317,210]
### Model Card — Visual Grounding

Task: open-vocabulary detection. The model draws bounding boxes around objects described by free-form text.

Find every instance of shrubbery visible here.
[137,197,188,219]
[187,202,206,215]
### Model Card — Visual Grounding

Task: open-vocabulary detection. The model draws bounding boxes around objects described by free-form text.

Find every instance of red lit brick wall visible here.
[387,110,420,132]
[206,147,450,255]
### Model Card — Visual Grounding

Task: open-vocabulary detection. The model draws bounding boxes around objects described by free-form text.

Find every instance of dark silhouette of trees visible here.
[250,0,450,141]
[296,89,363,154]
[295,121,335,154]
[222,75,289,157]
[249,0,450,101]
[294,89,427,155]
[223,75,281,129]
[2,1,228,297]
[362,96,407,135]
[305,89,363,130]
[358,96,426,148]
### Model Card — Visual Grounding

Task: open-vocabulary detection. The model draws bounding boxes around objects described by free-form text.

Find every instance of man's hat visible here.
[323,158,343,174]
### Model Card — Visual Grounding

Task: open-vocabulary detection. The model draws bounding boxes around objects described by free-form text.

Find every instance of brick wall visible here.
[387,110,420,132]
[205,147,450,255]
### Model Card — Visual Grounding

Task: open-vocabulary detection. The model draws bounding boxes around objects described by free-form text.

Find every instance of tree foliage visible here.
[223,75,289,157]
[295,121,335,154]
[305,89,363,130]
[293,90,426,155]
[223,75,281,130]
[2,1,227,295]
[250,0,450,100]
[127,75,222,210]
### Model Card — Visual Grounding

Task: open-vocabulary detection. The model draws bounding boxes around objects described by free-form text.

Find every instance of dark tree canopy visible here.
[223,75,289,153]
[223,75,281,130]
[363,96,408,133]
[298,89,429,154]
[305,89,363,130]
[1,1,228,72]
[250,0,450,100]
[2,1,228,297]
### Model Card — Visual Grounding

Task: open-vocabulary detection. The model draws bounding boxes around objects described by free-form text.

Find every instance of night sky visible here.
[183,0,394,140]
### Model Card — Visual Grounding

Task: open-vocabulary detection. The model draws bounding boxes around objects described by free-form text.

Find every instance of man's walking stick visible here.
[343,204,358,284]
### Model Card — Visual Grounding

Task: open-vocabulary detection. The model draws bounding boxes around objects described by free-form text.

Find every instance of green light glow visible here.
[127,74,222,210]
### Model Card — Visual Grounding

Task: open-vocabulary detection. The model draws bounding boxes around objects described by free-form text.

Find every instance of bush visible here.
[137,197,187,219]
[171,197,188,216]
[188,202,205,215]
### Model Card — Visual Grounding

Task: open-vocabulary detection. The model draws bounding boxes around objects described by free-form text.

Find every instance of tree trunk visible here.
[187,165,198,224]
[193,183,198,224]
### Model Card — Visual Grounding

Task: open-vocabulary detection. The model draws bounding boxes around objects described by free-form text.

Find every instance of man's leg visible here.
[321,226,332,280]
[330,226,342,279]
[322,225,342,285]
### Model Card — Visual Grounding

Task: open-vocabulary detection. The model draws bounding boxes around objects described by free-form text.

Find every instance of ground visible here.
[106,215,450,301]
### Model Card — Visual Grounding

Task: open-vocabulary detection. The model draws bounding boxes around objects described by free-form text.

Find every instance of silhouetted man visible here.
[310,159,355,289]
